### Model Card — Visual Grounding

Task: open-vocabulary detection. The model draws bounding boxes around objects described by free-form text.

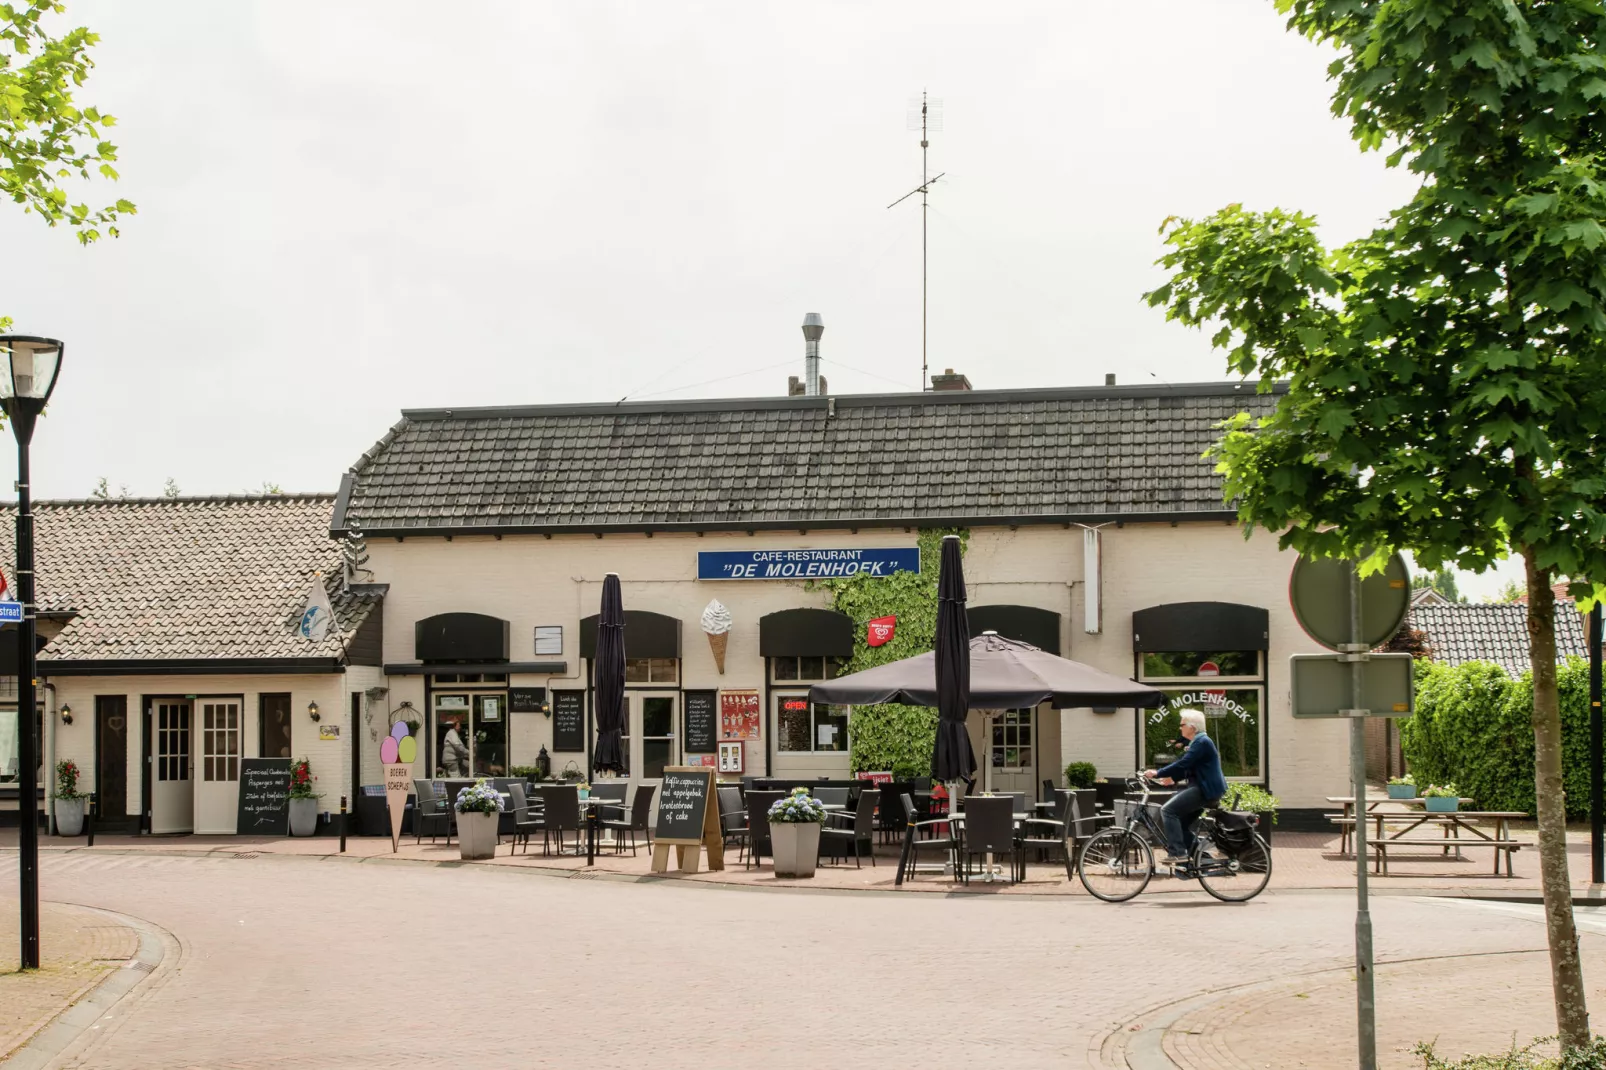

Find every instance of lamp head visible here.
[0,336,63,410]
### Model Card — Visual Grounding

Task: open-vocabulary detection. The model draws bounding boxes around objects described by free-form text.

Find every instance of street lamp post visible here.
[1,335,63,972]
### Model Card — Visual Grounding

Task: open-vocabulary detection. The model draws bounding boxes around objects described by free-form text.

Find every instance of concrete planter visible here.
[288,797,320,837]
[458,811,499,860]
[770,821,822,878]
[54,797,84,837]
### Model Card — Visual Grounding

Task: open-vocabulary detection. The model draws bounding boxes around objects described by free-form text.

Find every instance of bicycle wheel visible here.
[1195,832,1272,902]
[1077,828,1154,902]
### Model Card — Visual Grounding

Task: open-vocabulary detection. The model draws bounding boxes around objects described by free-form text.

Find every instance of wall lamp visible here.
[59,704,72,725]
[307,701,321,723]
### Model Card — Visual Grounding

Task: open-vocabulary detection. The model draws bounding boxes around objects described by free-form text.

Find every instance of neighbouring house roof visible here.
[332,381,1282,536]
[1410,588,1449,607]
[1409,602,1590,676]
[0,495,377,669]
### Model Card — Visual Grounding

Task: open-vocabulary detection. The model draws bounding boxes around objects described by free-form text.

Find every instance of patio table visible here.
[1326,797,1526,875]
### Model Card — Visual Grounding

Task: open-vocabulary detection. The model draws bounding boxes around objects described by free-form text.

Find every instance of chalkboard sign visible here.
[237,758,292,836]
[552,691,584,752]
[654,767,715,844]
[684,690,716,753]
[509,687,546,714]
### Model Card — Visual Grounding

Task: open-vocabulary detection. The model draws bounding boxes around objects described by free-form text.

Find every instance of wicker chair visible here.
[820,789,878,868]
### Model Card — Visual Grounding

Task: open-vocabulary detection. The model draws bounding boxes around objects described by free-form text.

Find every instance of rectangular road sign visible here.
[1290,652,1414,718]
[0,602,22,623]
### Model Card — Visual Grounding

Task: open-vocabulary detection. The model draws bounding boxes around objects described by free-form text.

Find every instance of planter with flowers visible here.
[53,759,87,836]
[1422,783,1461,813]
[287,758,322,836]
[455,779,504,859]
[767,788,828,878]
[1387,774,1417,800]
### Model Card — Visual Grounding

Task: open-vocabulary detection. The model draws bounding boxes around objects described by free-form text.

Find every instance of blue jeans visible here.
[1161,784,1210,858]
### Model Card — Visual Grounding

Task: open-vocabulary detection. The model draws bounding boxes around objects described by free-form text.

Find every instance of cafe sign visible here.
[697,547,919,581]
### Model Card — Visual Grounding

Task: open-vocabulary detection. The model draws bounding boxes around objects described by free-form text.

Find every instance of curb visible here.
[0,905,169,1070]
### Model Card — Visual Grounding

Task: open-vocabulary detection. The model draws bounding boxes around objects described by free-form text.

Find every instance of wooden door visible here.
[94,696,128,828]
[986,708,1037,800]
[149,700,193,834]
[194,698,241,834]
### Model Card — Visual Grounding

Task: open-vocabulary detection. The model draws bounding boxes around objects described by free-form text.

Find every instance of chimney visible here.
[930,367,972,392]
[1105,373,1116,386]
[801,313,824,396]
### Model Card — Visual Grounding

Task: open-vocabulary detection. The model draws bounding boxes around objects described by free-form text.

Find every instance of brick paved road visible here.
[0,897,138,1058]
[6,852,1602,1069]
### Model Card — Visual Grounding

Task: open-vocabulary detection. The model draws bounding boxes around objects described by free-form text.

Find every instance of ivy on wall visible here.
[808,529,968,777]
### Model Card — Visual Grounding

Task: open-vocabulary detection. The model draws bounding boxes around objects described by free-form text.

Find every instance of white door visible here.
[194,699,241,834]
[986,708,1037,799]
[150,700,194,834]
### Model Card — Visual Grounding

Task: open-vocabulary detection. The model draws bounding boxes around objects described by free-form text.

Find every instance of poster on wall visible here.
[719,690,761,741]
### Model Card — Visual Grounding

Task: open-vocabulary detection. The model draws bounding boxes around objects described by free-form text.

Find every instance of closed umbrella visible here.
[932,535,976,786]
[592,573,626,776]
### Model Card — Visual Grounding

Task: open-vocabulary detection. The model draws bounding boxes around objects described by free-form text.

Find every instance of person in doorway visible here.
[1144,708,1227,867]
[441,718,470,778]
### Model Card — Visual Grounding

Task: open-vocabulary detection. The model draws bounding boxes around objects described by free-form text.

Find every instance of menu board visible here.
[509,687,547,714]
[237,758,292,836]
[654,767,715,844]
[552,690,584,752]
[720,690,762,741]
[684,690,716,753]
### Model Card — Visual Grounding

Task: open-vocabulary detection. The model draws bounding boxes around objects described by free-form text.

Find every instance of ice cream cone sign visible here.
[380,720,419,853]
[701,599,731,674]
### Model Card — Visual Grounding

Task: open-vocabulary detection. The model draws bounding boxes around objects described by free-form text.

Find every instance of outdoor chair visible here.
[717,786,749,857]
[744,790,784,870]
[1019,791,1109,875]
[1042,778,1056,800]
[813,786,850,809]
[876,781,911,844]
[820,789,878,868]
[412,779,454,845]
[911,777,933,791]
[538,784,583,856]
[896,792,959,885]
[507,782,546,855]
[601,783,656,856]
[592,779,630,824]
[1004,792,1029,820]
[958,796,1023,883]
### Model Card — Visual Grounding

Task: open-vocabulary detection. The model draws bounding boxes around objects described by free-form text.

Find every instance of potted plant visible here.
[1422,782,1460,813]
[1387,773,1417,800]
[454,779,504,859]
[287,758,322,837]
[1064,761,1097,790]
[1221,783,1280,847]
[767,787,828,878]
[53,759,87,837]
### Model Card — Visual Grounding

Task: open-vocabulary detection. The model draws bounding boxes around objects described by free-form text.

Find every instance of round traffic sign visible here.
[1289,551,1411,651]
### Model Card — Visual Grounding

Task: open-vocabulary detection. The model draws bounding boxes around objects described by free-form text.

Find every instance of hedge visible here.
[1399,656,1595,819]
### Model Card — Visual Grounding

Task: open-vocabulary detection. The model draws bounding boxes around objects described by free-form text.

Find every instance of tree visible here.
[88,476,125,500]
[0,1,134,247]
[1412,566,1463,602]
[1146,0,1606,1047]
[1489,578,1527,604]
[161,477,178,499]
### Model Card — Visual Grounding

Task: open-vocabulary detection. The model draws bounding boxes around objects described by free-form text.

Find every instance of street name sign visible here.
[0,602,23,623]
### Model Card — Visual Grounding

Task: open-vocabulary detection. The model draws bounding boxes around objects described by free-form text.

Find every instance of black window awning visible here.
[415,612,511,662]
[579,610,682,659]
[1131,602,1269,652]
[758,608,854,658]
[967,605,1062,655]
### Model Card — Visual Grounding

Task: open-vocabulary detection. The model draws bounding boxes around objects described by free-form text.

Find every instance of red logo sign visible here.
[867,615,897,647]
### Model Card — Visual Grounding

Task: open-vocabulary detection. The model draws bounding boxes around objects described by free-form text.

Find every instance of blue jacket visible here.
[1156,732,1227,802]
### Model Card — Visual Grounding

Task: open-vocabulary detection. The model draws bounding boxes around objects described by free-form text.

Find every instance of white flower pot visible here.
[54,797,84,837]
[770,821,822,878]
[288,797,320,837]
[458,810,498,860]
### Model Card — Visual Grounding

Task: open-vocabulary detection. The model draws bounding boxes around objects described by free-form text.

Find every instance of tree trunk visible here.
[1524,548,1591,1048]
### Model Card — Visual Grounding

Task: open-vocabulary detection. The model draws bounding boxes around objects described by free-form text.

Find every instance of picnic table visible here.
[1326,796,1527,876]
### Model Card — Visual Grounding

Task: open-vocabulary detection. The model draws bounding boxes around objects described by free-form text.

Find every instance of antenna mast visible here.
[887,92,943,391]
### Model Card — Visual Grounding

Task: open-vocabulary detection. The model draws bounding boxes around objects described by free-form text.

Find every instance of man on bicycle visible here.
[1144,708,1227,868]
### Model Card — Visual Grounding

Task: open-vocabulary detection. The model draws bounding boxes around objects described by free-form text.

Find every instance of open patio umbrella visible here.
[809,631,1168,709]
[932,535,975,786]
[592,572,626,776]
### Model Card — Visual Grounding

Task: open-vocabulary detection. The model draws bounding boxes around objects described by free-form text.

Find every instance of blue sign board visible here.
[0,602,21,623]
[698,548,920,581]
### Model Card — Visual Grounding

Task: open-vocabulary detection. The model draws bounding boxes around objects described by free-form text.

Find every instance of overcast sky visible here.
[0,1,1522,598]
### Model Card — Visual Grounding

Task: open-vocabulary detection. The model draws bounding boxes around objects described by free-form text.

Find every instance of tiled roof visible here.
[1409,602,1590,676]
[335,382,1280,534]
[0,495,375,665]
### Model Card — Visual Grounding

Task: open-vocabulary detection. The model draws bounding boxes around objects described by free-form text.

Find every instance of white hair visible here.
[1178,709,1207,734]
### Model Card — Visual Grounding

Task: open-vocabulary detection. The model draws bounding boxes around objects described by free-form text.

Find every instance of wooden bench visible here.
[1365,836,1522,877]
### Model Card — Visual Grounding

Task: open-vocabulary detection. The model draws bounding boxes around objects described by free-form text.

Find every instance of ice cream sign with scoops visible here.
[697,547,920,581]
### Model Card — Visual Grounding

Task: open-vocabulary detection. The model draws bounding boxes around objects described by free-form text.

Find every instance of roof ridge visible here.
[0,493,337,508]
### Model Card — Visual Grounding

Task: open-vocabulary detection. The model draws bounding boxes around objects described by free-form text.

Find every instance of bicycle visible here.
[1076,775,1272,903]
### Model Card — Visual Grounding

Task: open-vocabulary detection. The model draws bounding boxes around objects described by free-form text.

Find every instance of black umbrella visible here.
[592,573,626,775]
[932,535,976,784]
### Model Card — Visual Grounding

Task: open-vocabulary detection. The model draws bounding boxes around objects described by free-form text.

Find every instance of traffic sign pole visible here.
[1347,563,1378,1070]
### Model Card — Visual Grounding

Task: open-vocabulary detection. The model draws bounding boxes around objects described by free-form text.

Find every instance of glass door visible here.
[194,698,241,834]
[150,699,193,834]
[434,692,508,777]
[987,709,1036,799]
[471,693,506,776]
[630,695,676,780]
